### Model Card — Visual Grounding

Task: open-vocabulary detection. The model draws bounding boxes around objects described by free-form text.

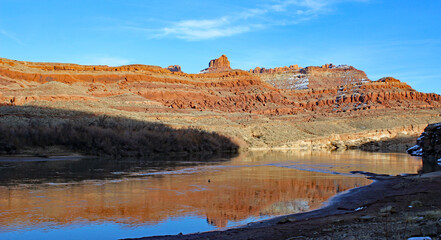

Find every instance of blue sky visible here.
[0,0,440,94]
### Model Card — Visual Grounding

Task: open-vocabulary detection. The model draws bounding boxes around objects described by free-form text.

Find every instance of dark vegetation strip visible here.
[0,105,238,158]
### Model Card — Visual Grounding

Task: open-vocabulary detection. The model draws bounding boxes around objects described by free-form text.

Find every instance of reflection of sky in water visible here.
[0,217,215,240]
[0,151,422,240]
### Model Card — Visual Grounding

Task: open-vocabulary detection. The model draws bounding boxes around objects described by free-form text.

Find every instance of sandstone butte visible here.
[201,54,232,73]
[1,55,441,151]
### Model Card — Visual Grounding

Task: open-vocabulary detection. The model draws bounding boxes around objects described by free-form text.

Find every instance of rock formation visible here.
[408,122,441,172]
[167,65,182,73]
[1,56,441,151]
[249,65,300,74]
[377,76,402,83]
[251,63,369,90]
[299,65,369,89]
[200,55,232,73]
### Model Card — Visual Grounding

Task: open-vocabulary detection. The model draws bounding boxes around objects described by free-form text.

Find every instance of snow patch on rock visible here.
[407,145,423,156]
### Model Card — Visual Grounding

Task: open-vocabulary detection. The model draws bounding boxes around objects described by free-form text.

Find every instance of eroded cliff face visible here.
[252,64,369,90]
[1,56,441,151]
[249,65,301,74]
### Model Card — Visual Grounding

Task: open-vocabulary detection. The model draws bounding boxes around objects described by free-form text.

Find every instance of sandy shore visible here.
[128,171,441,240]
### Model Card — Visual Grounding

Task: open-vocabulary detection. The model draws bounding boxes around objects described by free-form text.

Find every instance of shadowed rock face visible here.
[167,65,182,73]
[408,122,441,172]
[201,55,232,73]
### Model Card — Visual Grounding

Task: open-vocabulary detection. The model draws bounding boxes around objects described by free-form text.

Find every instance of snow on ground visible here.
[295,77,309,90]
[271,74,309,90]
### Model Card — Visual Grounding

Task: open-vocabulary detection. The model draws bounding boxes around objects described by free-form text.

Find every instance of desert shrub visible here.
[0,106,238,158]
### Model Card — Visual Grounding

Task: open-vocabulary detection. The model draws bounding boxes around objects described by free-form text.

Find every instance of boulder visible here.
[167,65,182,73]
[408,122,441,172]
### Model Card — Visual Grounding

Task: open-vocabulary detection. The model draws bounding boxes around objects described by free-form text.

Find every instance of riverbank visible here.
[132,171,441,240]
[0,105,239,159]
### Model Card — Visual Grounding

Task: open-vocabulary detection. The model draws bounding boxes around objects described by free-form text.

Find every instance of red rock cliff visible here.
[1,56,441,151]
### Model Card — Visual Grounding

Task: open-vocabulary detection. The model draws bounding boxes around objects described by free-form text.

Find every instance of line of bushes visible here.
[0,106,238,158]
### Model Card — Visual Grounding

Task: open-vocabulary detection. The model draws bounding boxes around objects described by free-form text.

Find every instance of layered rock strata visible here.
[249,65,300,74]
[1,56,441,151]
[253,64,369,90]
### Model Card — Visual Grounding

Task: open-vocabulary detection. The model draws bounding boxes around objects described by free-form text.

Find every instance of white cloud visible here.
[113,0,369,41]
[153,0,359,41]
[163,25,253,41]
[159,16,263,40]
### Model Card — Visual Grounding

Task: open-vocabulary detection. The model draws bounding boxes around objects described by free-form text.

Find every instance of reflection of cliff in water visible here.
[0,151,421,230]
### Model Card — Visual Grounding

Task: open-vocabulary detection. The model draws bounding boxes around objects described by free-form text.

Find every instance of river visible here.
[0,150,422,239]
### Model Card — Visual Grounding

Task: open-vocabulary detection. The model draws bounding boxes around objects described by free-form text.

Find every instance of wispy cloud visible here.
[104,0,370,41]
[152,0,355,40]
[0,29,24,45]
[160,17,262,41]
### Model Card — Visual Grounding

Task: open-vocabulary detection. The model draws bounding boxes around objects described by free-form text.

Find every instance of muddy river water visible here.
[0,150,422,239]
